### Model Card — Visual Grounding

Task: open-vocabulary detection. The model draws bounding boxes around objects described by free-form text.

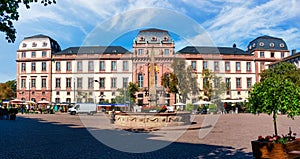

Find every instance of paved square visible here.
[1,113,300,158]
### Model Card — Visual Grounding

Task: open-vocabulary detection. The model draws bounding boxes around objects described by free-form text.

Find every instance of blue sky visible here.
[0,0,300,82]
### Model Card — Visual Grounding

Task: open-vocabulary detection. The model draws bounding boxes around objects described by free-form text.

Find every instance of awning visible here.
[173,102,186,106]
[37,101,50,104]
[221,99,247,103]
[10,99,23,104]
[26,101,36,104]
[2,100,10,104]
[97,104,127,107]
[193,101,212,105]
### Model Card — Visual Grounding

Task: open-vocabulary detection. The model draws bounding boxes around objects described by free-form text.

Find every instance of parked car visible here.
[67,103,97,115]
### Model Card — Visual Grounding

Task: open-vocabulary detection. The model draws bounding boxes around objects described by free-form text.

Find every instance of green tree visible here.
[201,69,226,99]
[1,0,56,43]
[161,72,178,94]
[114,82,139,110]
[261,62,300,85]
[127,82,139,103]
[248,62,300,136]
[201,69,226,111]
[161,58,199,103]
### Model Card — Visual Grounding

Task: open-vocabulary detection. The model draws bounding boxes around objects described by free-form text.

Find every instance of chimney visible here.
[292,49,296,55]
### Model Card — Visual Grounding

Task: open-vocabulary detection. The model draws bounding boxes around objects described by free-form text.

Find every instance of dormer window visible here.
[22,43,27,48]
[151,36,157,41]
[42,42,48,47]
[280,43,285,48]
[252,43,256,47]
[140,37,145,41]
[32,42,37,47]
[270,43,275,47]
[112,49,117,53]
[163,36,169,41]
[259,42,264,46]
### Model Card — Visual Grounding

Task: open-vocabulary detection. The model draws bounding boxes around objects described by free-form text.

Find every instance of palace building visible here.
[16,29,290,106]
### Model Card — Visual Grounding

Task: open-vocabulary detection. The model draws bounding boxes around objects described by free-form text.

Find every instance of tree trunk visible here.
[273,110,278,136]
[174,93,177,104]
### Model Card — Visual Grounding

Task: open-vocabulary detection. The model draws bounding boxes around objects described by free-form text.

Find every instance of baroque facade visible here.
[16,29,290,106]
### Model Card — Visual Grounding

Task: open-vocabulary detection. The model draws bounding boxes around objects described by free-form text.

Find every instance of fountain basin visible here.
[114,112,191,130]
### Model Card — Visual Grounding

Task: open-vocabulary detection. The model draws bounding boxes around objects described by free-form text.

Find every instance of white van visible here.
[67,103,97,115]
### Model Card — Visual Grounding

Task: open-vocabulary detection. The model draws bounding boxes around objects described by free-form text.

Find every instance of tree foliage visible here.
[76,91,92,103]
[0,0,56,43]
[0,80,16,101]
[201,69,226,101]
[248,62,300,136]
[161,72,178,94]
[114,82,139,104]
[260,62,300,85]
[161,58,199,103]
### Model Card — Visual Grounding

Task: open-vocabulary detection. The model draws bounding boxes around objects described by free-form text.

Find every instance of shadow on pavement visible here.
[0,116,253,159]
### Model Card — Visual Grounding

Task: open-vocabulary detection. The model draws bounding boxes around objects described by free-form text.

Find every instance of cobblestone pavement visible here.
[1,113,300,159]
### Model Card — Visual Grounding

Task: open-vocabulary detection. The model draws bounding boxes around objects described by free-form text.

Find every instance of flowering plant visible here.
[257,128,297,144]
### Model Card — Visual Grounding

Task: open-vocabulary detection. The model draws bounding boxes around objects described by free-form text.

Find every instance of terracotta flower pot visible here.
[251,139,300,158]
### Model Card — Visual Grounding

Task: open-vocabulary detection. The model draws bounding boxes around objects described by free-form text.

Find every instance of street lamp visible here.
[28,81,31,101]
[73,78,76,103]
[94,80,105,104]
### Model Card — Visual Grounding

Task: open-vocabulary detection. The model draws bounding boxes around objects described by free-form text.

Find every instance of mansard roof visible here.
[135,28,173,44]
[247,35,288,52]
[177,46,249,55]
[54,46,131,55]
[22,34,61,53]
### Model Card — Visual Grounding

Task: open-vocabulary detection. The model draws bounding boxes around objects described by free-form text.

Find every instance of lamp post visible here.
[73,78,76,103]
[94,80,106,104]
[28,81,31,101]
[94,80,99,104]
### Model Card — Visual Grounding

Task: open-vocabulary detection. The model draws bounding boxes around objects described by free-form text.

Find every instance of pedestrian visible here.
[3,106,9,120]
[20,105,25,114]
[26,104,29,113]
[9,106,18,120]
[0,107,3,120]
[110,109,116,124]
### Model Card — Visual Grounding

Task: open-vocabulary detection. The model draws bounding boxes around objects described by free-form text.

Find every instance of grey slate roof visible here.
[177,46,248,55]
[24,34,51,39]
[23,34,61,53]
[247,35,288,52]
[54,46,131,55]
[135,28,173,44]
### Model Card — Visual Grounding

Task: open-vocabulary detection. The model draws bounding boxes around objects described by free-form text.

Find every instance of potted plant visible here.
[248,62,300,158]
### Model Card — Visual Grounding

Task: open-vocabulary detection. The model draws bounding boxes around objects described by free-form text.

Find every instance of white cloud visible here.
[2,0,300,83]
[198,0,300,49]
